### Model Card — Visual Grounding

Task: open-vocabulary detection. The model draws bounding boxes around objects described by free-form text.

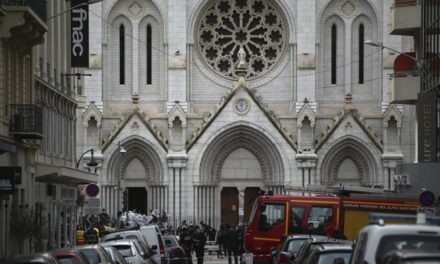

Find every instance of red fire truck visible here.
[243,186,420,263]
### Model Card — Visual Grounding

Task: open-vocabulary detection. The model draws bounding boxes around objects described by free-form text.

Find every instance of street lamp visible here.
[76,148,98,171]
[365,40,421,68]
[116,141,127,228]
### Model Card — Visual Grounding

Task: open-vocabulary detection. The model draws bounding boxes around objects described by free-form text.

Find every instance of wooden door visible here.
[221,187,239,226]
[244,187,260,224]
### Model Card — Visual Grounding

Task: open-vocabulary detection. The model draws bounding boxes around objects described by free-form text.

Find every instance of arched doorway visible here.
[221,187,238,225]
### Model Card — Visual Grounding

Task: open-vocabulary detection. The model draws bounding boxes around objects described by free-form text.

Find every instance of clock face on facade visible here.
[235,98,250,114]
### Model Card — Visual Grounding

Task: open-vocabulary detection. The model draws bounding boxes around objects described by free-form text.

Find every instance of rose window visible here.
[197,0,287,80]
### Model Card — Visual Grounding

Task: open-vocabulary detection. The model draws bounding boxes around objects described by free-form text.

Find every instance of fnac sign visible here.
[71,0,89,67]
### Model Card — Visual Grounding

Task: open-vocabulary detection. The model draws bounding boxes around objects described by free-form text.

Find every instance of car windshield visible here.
[286,238,307,254]
[113,245,134,257]
[80,248,101,264]
[317,251,351,264]
[376,235,440,262]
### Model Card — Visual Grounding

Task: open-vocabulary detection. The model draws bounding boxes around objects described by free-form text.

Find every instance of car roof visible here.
[384,249,440,260]
[316,243,353,251]
[99,239,137,246]
[360,224,440,235]
[10,253,59,264]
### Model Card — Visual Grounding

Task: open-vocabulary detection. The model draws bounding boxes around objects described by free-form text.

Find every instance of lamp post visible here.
[116,141,126,228]
[365,40,421,68]
[76,148,98,171]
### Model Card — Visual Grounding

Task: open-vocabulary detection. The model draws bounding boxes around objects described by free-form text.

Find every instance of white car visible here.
[100,239,154,264]
[350,222,440,264]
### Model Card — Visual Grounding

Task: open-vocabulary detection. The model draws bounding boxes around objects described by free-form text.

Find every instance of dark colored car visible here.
[163,235,187,264]
[303,243,353,264]
[294,237,350,264]
[271,235,313,264]
[381,249,440,264]
[6,253,60,264]
[50,248,91,264]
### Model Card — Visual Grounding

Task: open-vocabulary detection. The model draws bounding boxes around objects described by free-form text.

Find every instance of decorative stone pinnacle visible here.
[132,94,140,104]
[344,93,353,109]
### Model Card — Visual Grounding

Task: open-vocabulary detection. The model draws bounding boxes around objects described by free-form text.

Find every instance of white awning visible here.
[35,163,98,185]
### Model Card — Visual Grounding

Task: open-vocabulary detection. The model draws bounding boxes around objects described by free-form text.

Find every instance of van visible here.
[139,225,169,264]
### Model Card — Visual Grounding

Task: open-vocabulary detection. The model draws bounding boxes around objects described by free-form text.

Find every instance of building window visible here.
[331,24,337,84]
[119,24,125,85]
[359,24,364,84]
[147,24,152,85]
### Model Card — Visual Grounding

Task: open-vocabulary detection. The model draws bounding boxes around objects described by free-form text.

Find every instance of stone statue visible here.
[237,46,247,69]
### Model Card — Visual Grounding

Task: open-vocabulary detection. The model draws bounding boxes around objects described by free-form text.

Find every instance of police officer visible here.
[224,224,239,264]
[179,225,193,264]
[192,225,206,264]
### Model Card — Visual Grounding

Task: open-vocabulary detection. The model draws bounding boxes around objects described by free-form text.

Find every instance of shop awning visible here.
[35,163,98,185]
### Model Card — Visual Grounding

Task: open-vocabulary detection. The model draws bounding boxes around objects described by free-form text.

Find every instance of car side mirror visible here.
[290,254,296,261]
[151,245,158,251]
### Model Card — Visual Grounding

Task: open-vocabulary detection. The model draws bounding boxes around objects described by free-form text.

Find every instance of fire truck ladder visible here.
[283,185,400,197]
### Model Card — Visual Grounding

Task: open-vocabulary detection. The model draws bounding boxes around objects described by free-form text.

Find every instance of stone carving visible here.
[128,2,142,17]
[341,1,355,17]
[197,0,286,80]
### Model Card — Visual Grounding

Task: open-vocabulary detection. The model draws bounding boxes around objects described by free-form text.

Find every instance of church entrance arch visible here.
[196,125,285,227]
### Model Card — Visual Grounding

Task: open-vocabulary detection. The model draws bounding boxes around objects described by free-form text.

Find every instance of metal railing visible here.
[9,104,43,139]
[1,0,47,22]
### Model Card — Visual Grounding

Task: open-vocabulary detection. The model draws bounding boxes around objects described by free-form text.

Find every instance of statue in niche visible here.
[237,46,247,69]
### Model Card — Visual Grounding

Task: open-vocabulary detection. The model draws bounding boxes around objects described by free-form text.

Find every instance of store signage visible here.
[71,0,89,67]
[417,93,437,162]
[0,167,21,195]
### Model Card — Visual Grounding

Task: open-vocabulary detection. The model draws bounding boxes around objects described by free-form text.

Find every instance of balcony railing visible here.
[9,104,43,139]
[1,0,47,22]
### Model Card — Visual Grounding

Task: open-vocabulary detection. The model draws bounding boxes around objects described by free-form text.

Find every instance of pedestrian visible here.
[224,224,239,264]
[179,225,193,264]
[236,225,244,262]
[192,225,206,264]
[216,224,225,258]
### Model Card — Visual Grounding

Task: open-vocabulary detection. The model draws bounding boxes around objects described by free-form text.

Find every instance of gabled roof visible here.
[101,107,168,152]
[315,108,384,152]
[186,77,297,151]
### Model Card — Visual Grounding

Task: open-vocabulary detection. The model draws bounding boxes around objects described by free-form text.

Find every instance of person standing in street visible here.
[192,225,207,264]
[179,225,193,264]
[224,224,239,264]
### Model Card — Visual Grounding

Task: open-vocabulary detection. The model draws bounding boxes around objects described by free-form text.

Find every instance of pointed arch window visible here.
[147,24,152,85]
[119,24,125,85]
[359,24,364,84]
[331,24,337,84]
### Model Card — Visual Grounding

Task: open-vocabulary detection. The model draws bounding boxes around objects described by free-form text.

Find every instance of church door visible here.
[221,187,238,226]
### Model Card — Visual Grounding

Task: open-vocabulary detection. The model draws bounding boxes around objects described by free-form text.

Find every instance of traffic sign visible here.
[85,184,100,197]
[419,190,436,207]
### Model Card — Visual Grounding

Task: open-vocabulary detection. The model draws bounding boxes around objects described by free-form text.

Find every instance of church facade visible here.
[78,0,416,228]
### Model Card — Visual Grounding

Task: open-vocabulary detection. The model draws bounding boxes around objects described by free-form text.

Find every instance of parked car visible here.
[50,248,91,264]
[139,225,169,264]
[303,243,353,264]
[163,235,187,264]
[100,230,146,244]
[6,253,60,264]
[381,249,440,264]
[76,244,113,264]
[99,239,154,264]
[271,235,313,264]
[350,222,440,264]
[294,237,350,264]
[103,246,127,264]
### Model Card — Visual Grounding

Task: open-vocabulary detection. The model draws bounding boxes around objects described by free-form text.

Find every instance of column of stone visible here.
[296,0,316,103]
[238,188,245,225]
[167,0,187,111]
